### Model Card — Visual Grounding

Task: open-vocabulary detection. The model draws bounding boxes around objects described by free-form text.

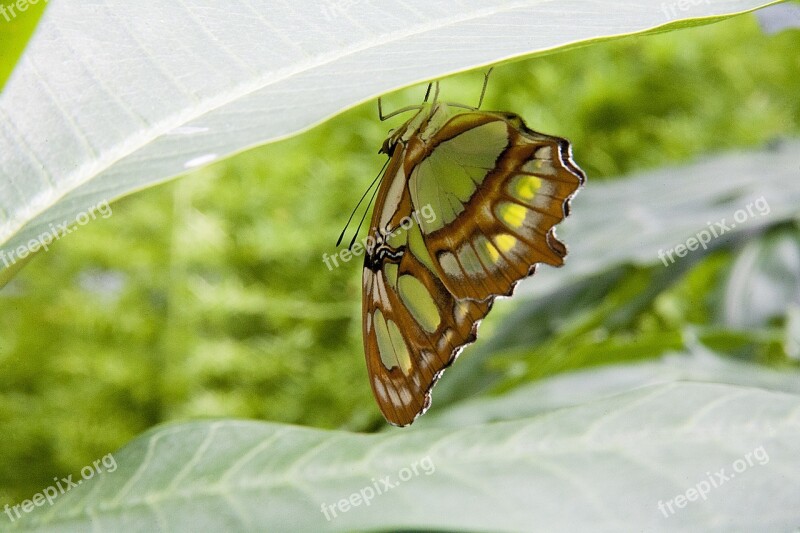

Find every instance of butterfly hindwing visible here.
[363,243,491,426]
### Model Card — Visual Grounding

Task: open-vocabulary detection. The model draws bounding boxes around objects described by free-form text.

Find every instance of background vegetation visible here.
[1,12,798,507]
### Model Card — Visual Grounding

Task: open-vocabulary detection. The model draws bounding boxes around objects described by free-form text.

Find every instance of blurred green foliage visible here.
[0,0,48,91]
[1,13,799,505]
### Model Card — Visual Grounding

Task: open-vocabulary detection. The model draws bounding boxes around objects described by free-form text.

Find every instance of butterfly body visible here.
[362,101,585,426]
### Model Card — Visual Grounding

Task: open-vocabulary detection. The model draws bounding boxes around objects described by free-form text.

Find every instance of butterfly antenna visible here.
[348,174,383,249]
[336,158,389,246]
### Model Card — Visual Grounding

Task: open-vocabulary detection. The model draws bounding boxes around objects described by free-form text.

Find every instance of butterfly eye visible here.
[379,137,396,156]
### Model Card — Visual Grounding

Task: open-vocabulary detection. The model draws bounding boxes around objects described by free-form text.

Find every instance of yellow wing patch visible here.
[494,234,517,254]
[495,202,528,229]
[509,174,542,201]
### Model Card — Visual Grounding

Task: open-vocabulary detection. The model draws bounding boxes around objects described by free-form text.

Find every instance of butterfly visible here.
[354,72,585,426]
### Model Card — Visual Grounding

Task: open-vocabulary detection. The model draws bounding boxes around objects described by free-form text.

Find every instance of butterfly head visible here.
[379,103,451,157]
[379,130,401,156]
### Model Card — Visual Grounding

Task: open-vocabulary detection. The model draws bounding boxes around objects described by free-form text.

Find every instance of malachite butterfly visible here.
[358,73,585,426]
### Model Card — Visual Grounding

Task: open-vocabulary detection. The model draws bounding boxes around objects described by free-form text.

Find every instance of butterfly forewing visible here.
[362,103,584,426]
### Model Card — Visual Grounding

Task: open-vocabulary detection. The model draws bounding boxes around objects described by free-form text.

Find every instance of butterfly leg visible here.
[378,79,444,121]
[378,97,387,121]
[423,83,433,102]
[378,97,424,121]
[444,68,493,111]
[476,67,493,109]
[430,81,440,106]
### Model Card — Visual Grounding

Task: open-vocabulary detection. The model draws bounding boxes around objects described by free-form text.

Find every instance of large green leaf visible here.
[720,224,800,328]
[0,0,783,275]
[421,348,800,427]
[7,381,800,532]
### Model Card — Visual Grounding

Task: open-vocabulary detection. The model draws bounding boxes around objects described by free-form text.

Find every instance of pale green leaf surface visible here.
[420,346,800,428]
[721,225,800,328]
[0,0,783,271]
[8,382,800,532]
[787,305,800,360]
